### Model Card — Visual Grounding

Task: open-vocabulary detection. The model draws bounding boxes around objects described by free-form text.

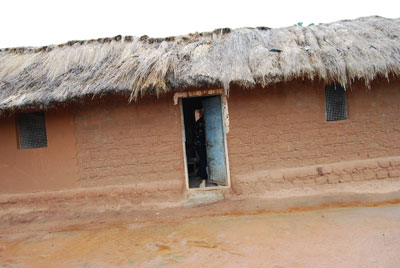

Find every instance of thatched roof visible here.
[0,16,399,111]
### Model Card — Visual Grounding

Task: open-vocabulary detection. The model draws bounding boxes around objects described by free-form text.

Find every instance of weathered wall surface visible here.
[1,77,400,205]
[0,93,185,198]
[234,156,400,195]
[72,94,185,195]
[0,110,79,193]
[227,78,400,194]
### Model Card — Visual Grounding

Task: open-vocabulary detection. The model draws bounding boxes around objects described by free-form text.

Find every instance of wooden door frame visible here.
[175,89,231,191]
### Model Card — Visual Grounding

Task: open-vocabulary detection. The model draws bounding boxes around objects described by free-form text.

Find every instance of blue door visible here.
[202,96,227,185]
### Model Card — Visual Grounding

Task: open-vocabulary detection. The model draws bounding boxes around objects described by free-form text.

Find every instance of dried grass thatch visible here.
[0,16,399,111]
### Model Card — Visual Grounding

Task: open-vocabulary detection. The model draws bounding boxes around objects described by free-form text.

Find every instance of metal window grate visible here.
[17,112,48,149]
[325,84,347,121]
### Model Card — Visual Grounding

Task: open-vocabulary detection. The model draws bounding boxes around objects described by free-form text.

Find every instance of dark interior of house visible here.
[182,97,218,188]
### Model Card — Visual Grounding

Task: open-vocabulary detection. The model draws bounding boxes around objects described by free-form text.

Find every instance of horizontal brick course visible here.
[227,78,400,193]
[73,94,185,191]
[235,156,400,193]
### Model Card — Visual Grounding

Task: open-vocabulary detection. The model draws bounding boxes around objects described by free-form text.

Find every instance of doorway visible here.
[182,95,228,188]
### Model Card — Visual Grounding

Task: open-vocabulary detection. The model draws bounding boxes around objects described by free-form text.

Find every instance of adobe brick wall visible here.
[72,94,185,195]
[227,78,400,194]
[234,156,400,195]
[0,110,79,193]
[1,77,399,202]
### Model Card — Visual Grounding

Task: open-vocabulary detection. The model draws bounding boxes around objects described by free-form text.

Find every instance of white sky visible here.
[1,0,399,48]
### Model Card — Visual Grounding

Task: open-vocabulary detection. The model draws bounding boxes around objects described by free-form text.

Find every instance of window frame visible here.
[325,84,348,122]
[16,112,48,150]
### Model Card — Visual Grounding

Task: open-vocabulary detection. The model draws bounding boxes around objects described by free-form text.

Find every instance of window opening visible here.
[17,112,48,149]
[325,84,347,121]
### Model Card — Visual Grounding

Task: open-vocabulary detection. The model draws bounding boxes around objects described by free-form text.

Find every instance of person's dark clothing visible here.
[193,117,207,179]
[193,117,205,148]
[196,144,207,179]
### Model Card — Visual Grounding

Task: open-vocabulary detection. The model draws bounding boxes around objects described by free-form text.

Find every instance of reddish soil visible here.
[1,204,400,267]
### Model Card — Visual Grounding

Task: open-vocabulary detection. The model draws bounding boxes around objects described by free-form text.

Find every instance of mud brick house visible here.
[1,16,400,210]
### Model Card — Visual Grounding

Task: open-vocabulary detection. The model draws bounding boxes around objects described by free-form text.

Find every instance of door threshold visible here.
[187,185,230,191]
[184,188,225,206]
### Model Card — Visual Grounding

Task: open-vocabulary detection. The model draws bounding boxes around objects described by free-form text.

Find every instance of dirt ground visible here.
[1,204,400,268]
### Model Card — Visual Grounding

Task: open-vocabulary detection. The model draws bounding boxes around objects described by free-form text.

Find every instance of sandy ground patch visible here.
[1,204,400,267]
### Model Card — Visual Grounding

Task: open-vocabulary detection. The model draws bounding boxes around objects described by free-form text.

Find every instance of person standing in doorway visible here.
[193,109,207,180]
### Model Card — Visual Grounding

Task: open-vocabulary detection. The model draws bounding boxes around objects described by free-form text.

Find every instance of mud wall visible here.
[0,93,185,197]
[227,78,400,193]
[72,94,185,194]
[0,110,79,193]
[1,77,400,198]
